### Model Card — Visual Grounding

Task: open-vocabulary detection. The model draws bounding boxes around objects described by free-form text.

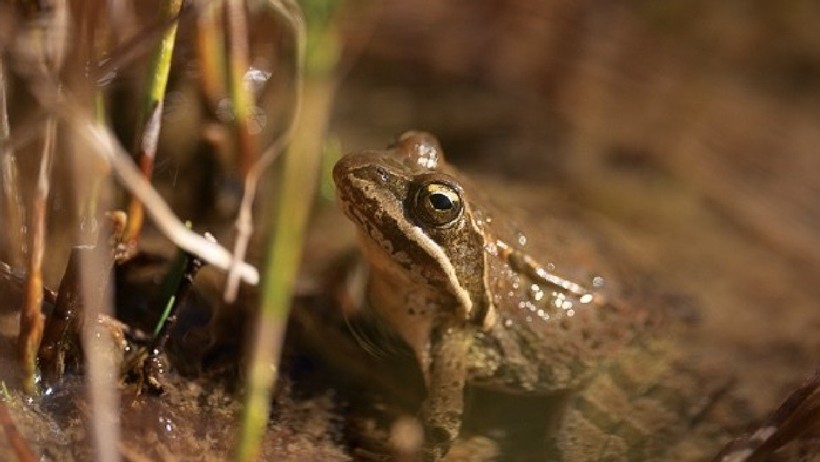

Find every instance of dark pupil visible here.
[428,192,453,210]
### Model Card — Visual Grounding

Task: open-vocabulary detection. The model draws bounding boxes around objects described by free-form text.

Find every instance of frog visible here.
[332,131,726,461]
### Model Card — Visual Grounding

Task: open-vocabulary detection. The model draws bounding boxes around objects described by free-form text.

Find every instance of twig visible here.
[141,236,205,394]
[53,96,260,285]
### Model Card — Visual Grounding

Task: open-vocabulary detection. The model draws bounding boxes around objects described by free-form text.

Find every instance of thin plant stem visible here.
[12,3,68,392]
[235,79,333,462]
[123,0,184,244]
[226,0,257,177]
[78,234,121,462]
[223,0,305,303]
[0,63,25,268]
[7,4,259,283]
[76,0,113,236]
[235,1,339,458]
[54,96,260,284]
[196,0,227,108]
[18,116,56,394]
[95,7,188,78]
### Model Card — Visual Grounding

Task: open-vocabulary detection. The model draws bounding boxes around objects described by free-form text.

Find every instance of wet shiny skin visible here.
[333,132,684,460]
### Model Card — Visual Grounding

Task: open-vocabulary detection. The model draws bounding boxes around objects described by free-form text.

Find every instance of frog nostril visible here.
[426,425,454,446]
[375,167,389,182]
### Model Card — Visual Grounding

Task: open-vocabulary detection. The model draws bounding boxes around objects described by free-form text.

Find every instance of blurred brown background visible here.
[326,0,820,426]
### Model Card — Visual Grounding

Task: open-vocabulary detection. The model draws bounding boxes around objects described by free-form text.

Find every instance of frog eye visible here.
[413,182,463,227]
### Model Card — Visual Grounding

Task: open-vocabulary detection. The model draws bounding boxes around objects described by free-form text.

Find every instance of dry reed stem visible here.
[0,63,25,268]
[13,0,68,393]
[226,0,258,177]
[18,116,56,394]
[196,1,227,107]
[0,85,260,284]
[235,77,330,462]
[123,0,184,244]
[55,97,260,284]
[78,243,122,462]
[3,3,257,286]
[223,0,306,303]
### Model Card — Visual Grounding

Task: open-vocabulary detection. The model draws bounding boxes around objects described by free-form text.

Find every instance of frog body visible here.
[332,132,720,460]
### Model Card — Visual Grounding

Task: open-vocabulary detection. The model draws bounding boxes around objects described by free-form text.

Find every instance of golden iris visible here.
[413,182,463,227]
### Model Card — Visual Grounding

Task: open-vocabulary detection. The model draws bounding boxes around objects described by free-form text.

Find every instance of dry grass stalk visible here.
[223,0,305,303]
[0,63,25,268]
[226,0,258,177]
[11,0,67,394]
[57,97,261,284]
[123,0,184,244]
[17,116,56,394]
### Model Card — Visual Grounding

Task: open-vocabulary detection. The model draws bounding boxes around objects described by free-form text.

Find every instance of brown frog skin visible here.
[333,132,721,461]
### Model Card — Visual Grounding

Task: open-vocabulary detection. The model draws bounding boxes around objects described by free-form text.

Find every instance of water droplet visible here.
[243,66,272,94]
[97,69,118,87]
[530,283,544,301]
[592,276,605,288]
[159,416,175,435]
